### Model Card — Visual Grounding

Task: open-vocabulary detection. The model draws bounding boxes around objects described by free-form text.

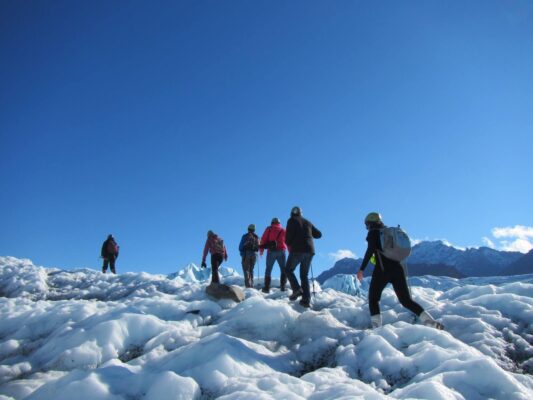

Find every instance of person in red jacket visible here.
[201,230,228,284]
[259,218,288,293]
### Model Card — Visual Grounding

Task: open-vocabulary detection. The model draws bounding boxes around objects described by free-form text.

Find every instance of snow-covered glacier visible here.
[0,256,532,399]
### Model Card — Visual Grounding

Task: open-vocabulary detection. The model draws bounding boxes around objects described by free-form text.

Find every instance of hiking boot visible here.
[371,314,382,329]
[289,289,303,301]
[419,311,444,330]
[280,274,287,291]
[299,299,310,308]
[262,276,271,293]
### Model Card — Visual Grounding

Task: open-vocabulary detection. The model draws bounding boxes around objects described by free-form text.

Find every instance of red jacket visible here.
[202,234,228,262]
[259,223,287,255]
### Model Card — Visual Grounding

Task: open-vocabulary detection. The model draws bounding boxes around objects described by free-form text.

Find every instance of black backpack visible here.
[263,228,282,250]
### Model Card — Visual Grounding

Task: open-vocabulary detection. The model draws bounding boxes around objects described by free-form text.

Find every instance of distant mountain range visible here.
[500,249,533,276]
[317,240,531,284]
[408,241,523,276]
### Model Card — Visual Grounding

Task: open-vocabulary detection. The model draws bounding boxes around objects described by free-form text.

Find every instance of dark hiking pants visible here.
[241,251,257,288]
[211,253,223,284]
[368,263,424,316]
[102,256,116,274]
[285,252,313,302]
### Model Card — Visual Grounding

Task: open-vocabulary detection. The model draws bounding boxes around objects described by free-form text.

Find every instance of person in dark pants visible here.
[239,224,260,288]
[101,234,119,274]
[284,206,322,308]
[356,212,443,329]
[259,217,288,293]
[202,230,228,284]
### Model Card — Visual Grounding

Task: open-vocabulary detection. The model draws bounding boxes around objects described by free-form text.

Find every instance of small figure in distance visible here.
[259,217,288,293]
[239,224,260,288]
[101,234,119,274]
[284,206,322,308]
[357,212,444,330]
[201,230,228,284]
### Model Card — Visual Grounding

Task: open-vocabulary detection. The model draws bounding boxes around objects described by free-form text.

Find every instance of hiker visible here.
[285,206,322,308]
[101,234,119,274]
[356,212,444,329]
[259,217,287,293]
[201,230,228,284]
[239,224,260,288]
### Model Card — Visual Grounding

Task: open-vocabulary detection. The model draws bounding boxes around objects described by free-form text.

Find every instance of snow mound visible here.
[0,257,532,399]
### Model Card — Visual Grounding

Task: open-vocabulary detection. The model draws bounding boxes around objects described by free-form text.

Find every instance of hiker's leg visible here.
[265,251,275,279]
[241,255,250,287]
[210,254,222,284]
[285,252,300,292]
[110,256,116,274]
[368,272,388,316]
[390,265,424,316]
[277,251,287,290]
[299,253,312,303]
[102,258,109,273]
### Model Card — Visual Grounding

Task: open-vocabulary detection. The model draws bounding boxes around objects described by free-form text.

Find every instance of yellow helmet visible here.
[364,212,382,225]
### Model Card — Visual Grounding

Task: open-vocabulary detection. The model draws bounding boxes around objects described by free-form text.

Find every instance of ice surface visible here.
[0,256,532,399]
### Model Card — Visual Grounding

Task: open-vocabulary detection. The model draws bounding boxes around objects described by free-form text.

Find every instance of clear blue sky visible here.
[1,1,532,276]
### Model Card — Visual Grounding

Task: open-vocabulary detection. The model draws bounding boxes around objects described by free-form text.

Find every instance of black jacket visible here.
[285,216,321,254]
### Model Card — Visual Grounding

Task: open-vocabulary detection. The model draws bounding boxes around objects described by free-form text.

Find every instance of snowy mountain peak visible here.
[409,240,523,276]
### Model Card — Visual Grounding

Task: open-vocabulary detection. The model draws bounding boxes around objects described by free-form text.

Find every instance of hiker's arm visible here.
[311,224,322,239]
[238,235,245,254]
[359,231,378,272]
[285,220,295,247]
[202,239,209,262]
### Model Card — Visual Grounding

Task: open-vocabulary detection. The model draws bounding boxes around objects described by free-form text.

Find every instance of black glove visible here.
[201,261,207,268]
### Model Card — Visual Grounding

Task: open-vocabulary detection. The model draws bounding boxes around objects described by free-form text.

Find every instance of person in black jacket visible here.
[101,234,119,274]
[284,206,322,308]
[356,212,443,329]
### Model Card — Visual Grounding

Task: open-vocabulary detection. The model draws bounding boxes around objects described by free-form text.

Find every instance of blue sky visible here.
[1,1,532,276]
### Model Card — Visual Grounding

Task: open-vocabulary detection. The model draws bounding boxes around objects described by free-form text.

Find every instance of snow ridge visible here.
[0,256,532,400]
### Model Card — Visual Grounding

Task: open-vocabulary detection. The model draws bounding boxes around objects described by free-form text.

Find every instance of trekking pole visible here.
[256,254,260,289]
[310,261,316,298]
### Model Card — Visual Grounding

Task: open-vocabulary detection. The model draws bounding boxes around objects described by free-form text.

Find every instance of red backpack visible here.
[212,237,225,255]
